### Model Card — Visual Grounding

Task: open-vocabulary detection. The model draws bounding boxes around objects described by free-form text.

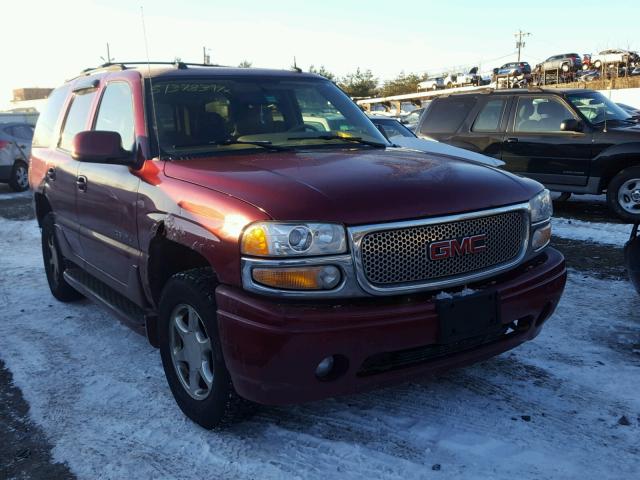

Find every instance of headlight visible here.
[529,189,552,223]
[241,222,347,257]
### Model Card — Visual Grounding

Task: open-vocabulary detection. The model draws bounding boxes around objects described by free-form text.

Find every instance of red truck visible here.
[29,62,566,428]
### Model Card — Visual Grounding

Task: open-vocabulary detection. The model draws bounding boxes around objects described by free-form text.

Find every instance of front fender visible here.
[591,142,640,179]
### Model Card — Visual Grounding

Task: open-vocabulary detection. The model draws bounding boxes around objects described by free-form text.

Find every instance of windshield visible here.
[149,77,387,156]
[566,91,632,124]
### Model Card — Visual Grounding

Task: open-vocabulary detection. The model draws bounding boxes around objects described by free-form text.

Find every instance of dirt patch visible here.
[0,359,74,480]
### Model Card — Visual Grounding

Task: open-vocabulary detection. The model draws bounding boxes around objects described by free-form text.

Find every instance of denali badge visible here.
[429,234,487,261]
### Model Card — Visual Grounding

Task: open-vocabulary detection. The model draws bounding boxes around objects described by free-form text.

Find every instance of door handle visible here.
[76,175,88,192]
[46,167,56,180]
[505,137,519,143]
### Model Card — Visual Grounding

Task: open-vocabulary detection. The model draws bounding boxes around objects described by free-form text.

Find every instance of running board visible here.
[63,268,154,339]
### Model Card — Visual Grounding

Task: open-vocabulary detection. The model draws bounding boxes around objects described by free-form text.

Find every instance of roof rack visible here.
[77,61,225,77]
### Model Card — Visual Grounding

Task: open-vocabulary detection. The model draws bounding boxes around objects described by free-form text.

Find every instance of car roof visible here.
[436,87,588,99]
[68,63,326,84]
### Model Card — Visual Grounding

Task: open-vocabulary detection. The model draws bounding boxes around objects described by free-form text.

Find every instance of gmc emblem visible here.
[429,234,487,261]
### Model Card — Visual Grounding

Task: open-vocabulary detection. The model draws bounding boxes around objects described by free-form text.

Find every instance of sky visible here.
[1,0,639,106]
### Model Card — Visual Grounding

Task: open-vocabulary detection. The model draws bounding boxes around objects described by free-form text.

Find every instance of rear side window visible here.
[472,99,506,132]
[32,86,70,148]
[419,97,476,134]
[94,82,136,151]
[59,90,97,151]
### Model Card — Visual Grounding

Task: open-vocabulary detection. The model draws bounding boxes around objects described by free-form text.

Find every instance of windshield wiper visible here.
[286,134,387,148]
[172,139,291,152]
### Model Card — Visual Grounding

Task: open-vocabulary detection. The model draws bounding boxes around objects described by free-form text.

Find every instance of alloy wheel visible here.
[169,304,215,400]
[618,178,640,214]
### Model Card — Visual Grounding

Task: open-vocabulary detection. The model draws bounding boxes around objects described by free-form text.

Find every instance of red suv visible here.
[29,62,567,428]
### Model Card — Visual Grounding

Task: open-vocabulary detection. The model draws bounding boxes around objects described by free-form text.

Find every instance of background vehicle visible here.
[617,103,640,119]
[30,63,565,429]
[369,115,504,167]
[418,76,445,91]
[415,88,640,221]
[443,68,480,88]
[591,49,640,69]
[0,122,33,191]
[536,53,582,73]
[495,62,532,77]
[399,106,426,131]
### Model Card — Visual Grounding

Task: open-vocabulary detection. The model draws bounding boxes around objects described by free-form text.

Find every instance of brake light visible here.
[0,140,10,150]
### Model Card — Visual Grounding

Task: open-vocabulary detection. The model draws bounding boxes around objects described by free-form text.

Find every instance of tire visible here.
[594,60,602,69]
[561,63,570,73]
[8,160,29,192]
[431,85,437,91]
[158,267,254,429]
[607,167,640,222]
[41,213,83,302]
[582,64,590,71]
[446,82,453,89]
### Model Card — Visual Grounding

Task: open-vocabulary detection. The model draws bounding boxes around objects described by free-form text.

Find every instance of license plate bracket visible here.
[436,291,500,344]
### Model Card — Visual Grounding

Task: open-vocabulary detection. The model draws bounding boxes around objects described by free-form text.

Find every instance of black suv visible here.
[416,88,640,221]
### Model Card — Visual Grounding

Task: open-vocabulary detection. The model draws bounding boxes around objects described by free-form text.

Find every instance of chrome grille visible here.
[359,210,527,286]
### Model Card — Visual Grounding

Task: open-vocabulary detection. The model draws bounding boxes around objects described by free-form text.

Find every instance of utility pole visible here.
[514,30,531,62]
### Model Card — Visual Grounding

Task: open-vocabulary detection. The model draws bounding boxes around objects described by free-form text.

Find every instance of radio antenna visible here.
[140,6,162,158]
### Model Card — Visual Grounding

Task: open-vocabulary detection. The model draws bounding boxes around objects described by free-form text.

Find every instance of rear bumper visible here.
[216,248,567,405]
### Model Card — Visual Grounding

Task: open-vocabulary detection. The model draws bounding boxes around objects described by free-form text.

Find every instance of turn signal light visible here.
[252,266,341,291]
[532,224,552,251]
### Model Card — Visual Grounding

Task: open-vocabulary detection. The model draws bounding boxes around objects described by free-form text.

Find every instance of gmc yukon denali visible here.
[29,63,567,429]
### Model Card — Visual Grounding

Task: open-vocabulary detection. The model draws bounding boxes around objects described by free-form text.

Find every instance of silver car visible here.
[0,122,33,191]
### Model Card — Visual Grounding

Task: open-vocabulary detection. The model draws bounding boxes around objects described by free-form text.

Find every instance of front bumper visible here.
[216,248,567,405]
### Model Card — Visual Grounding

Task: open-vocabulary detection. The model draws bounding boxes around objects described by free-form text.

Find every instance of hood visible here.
[389,136,506,167]
[164,148,541,225]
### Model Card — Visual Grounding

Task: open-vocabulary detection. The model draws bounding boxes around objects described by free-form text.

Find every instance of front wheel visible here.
[607,167,640,222]
[9,160,29,192]
[158,268,253,429]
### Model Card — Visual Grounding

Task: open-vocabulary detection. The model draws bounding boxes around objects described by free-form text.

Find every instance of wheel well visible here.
[34,193,52,227]
[599,158,640,191]
[147,228,214,304]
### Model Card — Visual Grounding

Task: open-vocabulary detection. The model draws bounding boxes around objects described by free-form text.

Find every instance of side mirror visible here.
[560,119,584,132]
[71,131,133,164]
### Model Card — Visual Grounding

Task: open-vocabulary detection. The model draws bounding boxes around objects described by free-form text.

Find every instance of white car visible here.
[418,77,445,91]
[368,116,504,168]
[590,49,640,69]
[0,122,33,192]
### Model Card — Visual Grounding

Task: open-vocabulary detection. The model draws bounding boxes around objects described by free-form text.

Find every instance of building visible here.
[12,87,52,102]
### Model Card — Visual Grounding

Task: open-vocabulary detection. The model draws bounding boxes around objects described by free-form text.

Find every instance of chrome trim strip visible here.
[348,203,532,296]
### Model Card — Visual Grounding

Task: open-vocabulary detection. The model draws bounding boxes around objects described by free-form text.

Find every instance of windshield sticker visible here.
[152,83,231,95]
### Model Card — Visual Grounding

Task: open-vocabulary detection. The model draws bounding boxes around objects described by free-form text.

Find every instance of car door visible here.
[500,95,593,187]
[75,79,141,290]
[47,85,97,258]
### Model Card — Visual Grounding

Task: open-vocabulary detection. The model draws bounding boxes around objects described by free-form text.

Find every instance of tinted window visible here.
[59,90,97,151]
[95,82,135,151]
[32,86,70,147]
[419,97,476,134]
[514,97,574,132]
[472,99,506,132]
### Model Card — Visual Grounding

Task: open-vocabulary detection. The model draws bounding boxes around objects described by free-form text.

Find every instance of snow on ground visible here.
[552,217,632,247]
[0,217,639,480]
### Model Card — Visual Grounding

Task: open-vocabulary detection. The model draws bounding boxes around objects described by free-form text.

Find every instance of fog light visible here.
[532,224,551,250]
[315,356,335,378]
[252,265,341,290]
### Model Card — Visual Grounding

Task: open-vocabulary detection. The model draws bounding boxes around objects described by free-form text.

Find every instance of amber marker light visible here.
[252,266,341,291]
